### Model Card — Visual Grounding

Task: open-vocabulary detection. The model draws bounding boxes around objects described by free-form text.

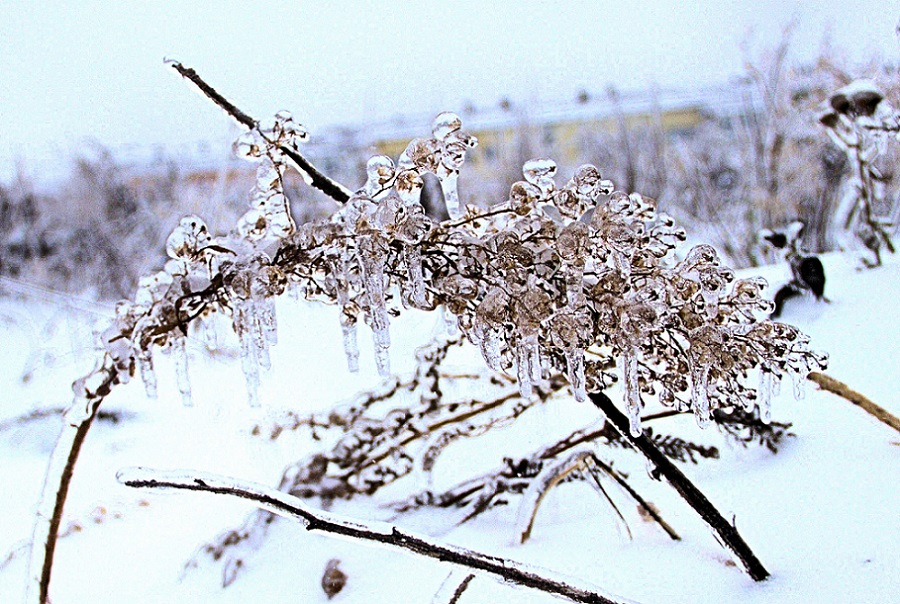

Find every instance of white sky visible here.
[1,1,897,185]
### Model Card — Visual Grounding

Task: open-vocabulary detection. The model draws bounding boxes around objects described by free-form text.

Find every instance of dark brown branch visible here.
[167,60,351,204]
[808,371,900,434]
[120,468,632,604]
[588,392,770,582]
[32,365,118,604]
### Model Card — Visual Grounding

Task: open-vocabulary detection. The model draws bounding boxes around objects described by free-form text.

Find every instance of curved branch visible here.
[118,467,635,604]
[588,392,770,582]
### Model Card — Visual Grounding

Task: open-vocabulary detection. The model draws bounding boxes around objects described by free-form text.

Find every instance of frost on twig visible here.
[118,467,632,604]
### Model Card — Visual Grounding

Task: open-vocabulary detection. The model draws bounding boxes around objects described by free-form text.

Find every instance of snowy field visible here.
[0,252,898,603]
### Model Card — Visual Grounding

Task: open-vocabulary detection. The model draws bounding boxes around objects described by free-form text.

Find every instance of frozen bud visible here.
[679,244,720,272]
[432,111,462,141]
[495,232,535,268]
[509,181,541,215]
[441,141,468,171]
[523,158,557,194]
[237,209,269,241]
[557,221,589,265]
[364,155,396,194]
[515,285,552,332]
[572,164,602,196]
[135,270,174,307]
[254,265,287,298]
[394,169,423,203]
[166,215,211,260]
[553,188,581,218]
[233,131,262,161]
[549,308,593,349]
[476,287,511,326]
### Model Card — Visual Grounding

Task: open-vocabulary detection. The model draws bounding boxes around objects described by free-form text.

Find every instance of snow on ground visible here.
[0,252,898,603]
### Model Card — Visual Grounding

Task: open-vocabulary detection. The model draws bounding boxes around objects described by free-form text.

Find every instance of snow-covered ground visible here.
[1,252,898,603]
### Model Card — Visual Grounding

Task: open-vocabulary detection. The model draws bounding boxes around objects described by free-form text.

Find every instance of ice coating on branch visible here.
[166,215,212,261]
[404,246,428,308]
[549,309,591,402]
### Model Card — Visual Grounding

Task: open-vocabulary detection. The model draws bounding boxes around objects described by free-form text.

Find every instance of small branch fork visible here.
[167,60,352,203]
[118,467,635,604]
[588,392,770,582]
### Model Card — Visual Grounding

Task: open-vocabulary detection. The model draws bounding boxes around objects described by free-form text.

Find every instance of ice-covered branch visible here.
[167,60,352,203]
[118,467,635,604]
[589,392,769,582]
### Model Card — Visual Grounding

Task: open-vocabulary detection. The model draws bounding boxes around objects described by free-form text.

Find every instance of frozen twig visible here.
[588,392,770,582]
[807,371,900,434]
[118,467,635,604]
[26,363,118,604]
[167,61,352,203]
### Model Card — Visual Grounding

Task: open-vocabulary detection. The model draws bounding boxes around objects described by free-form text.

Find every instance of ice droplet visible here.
[522,158,557,196]
[331,256,359,373]
[363,155,396,197]
[621,351,643,436]
[432,112,462,141]
[172,335,193,407]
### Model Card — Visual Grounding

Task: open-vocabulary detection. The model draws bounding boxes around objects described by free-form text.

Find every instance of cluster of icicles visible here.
[72,109,828,439]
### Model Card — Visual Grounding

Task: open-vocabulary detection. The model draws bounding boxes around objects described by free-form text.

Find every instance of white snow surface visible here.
[0,252,898,603]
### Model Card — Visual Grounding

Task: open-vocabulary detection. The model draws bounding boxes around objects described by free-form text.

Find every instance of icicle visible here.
[792,372,806,400]
[235,301,261,408]
[440,172,461,219]
[404,246,428,308]
[690,361,711,428]
[565,263,585,308]
[516,340,534,398]
[172,335,193,407]
[358,236,391,376]
[137,348,157,399]
[620,351,643,436]
[340,310,360,373]
[564,346,587,402]
[330,255,359,372]
[757,369,773,423]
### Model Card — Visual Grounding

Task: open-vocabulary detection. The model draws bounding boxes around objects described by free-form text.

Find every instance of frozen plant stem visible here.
[167,61,352,203]
[27,365,117,604]
[807,371,900,434]
[588,392,770,582]
[118,468,634,604]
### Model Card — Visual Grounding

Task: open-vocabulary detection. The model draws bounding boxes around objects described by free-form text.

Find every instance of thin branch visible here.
[167,60,352,203]
[27,364,118,604]
[119,467,634,604]
[807,371,900,434]
[432,571,476,604]
[588,392,770,582]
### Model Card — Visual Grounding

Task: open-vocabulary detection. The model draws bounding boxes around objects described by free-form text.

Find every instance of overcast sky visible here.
[1,1,897,185]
